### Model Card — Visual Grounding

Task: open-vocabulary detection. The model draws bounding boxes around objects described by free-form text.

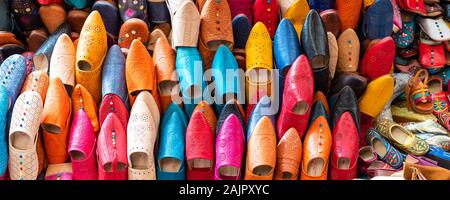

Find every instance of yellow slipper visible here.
[359,75,394,117]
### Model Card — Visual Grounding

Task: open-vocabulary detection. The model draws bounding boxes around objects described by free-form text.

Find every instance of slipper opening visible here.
[306,157,325,177]
[359,147,376,162]
[207,40,232,51]
[69,150,86,161]
[41,124,62,134]
[310,55,328,69]
[337,157,351,169]
[10,131,35,150]
[291,101,309,115]
[77,60,92,71]
[159,157,182,172]
[373,139,387,158]
[130,152,149,170]
[104,162,127,172]
[218,165,240,180]
[186,85,202,99]
[248,68,271,85]
[252,165,273,176]
[188,158,213,170]
[282,171,293,180]
[391,125,410,144]
[159,80,177,96]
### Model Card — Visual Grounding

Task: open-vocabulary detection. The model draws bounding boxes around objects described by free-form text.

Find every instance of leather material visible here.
[404,162,450,180]
[397,0,427,16]
[308,0,335,12]
[102,45,128,104]
[245,116,276,180]
[0,0,12,32]
[72,84,99,133]
[42,78,71,164]
[313,91,330,117]
[0,86,8,176]
[0,54,27,107]
[118,0,147,22]
[175,47,210,117]
[390,0,402,31]
[228,0,253,22]
[49,34,75,94]
[359,37,396,80]
[20,71,49,102]
[186,110,215,180]
[357,146,378,175]
[312,66,330,95]
[197,29,215,70]
[216,100,245,136]
[301,10,329,70]
[200,0,234,51]
[274,128,302,180]
[359,75,394,117]
[99,94,129,131]
[68,109,97,180]
[133,91,160,132]
[330,112,359,180]
[279,0,296,16]
[211,45,241,114]
[336,0,362,31]
[418,17,450,42]
[148,1,171,23]
[307,101,330,131]
[375,119,430,156]
[157,103,187,180]
[367,128,404,169]
[337,29,360,73]
[192,101,217,134]
[300,116,332,180]
[118,18,149,49]
[330,86,360,132]
[330,72,368,98]
[75,11,107,103]
[97,113,128,180]
[27,29,48,52]
[253,0,279,37]
[39,3,66,34]
[232,14,251,50]
[419,42,446,69]
[147,28,167,53]
[45,163,73,180]
[277,55,314,140]
[92,1,120,37]
[274,19,301,77]
[10,0,41,32]
[0,32,24,47]
[127,98,157,180]
[126,40,160,108]
[284,0,310,39]
[8,91,43,180]
[154,36,180,113]
[67,10,89,34]
[363,0,393,39]
[65,0,92,9]
[247,96,277,141]
[214,114,245,180]
[172,1,200,48]
[246,22,273,108]
[393,14,415,48]
[33,23,71,73]
[320,9,340,37]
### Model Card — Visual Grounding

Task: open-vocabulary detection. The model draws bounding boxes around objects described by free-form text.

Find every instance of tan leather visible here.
[42,78,71,164]
[75,11,108,103]
[153,36,181,113]
[147,28,168,53]
[28,29,48,52]
[39,3,66,34]
[245,116,277,180]
[45,163,72,177]
[0,31,24,47]
[126,39,160,109]
[21,71,49,102]
[403,162,450,180]
[72,84,99,133]
[49,34,76,94]
[274,128,302,180]
[300,116,332,180]
[134,91,161,132]
[67,9,89,34]
[328,32,338,79]
[337,28,360,72]
[118,18,150,49]
[193,101,217,134]
[172,1,200,48]
[198,33,214,70]
[199,0,234,51]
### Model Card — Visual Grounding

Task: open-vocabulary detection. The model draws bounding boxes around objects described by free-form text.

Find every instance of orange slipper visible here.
[118,18,150,49]
[39,3,66,34]
[72,84,100,133]
[21,71,49,102]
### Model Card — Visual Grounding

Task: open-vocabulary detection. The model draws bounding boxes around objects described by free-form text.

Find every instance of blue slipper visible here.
[92,1,120,37]
[0,54,27,107]
[232,14,251,50]
[363,0,393,39]
[0,86,8,176]
[308,0,335,12]
[247,96,277,142]
[102,45,129,108]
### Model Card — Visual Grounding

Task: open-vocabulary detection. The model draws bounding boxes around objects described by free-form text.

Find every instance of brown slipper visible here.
[39,3,67,34]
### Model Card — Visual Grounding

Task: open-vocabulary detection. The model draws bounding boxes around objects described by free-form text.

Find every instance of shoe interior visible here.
[188,158,212,170]
[77,60,92,71]
[69,150,86,161]
[130,89,153,97]
[64,84,73,97]
[159,157,182,172]
[359,147,376,161]
[252,165,273,176]
[337,158,351,170]
[282,172,293,180]
[41,123,62,134]
[130,152,150,170]
[207,40,232,51]
[291,101,309,115]
[373,139,387,158]
[104,162,127,172]
[307,157,325,177]
[159,80,178,96]
[310,55,327,69]
[428,79,441,93]
[248,68,271,85]
[10,131,35,150]
[218,165,240,180]
[391,125,410,144]
[186,85,202,99]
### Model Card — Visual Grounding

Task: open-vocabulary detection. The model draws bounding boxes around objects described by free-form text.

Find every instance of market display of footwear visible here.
[0,0,450,181]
